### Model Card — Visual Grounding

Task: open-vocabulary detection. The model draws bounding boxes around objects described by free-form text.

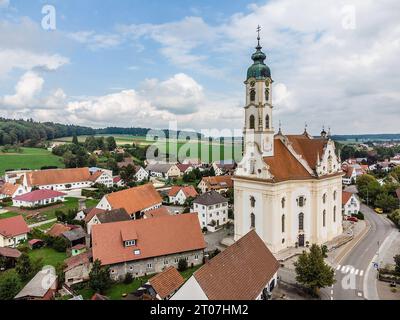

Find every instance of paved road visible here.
[331,204,395,300]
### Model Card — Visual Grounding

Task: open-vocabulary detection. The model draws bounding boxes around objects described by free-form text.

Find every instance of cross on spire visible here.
[256,25,262,48]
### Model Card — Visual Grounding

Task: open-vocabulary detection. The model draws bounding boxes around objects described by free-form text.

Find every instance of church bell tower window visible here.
[250,89,256,102]
[266,115,270,129]
[250,213,256,229]
[249,115,255,129]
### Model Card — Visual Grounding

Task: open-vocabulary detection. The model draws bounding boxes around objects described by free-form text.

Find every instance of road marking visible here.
[336,265,341,270]
[355,269,359,275]
[358,292,363,297]
[360,270,364,277]
[331,297,334,300]
[331,290,334,295]
[350,268,355,274]
[341,266,346,272]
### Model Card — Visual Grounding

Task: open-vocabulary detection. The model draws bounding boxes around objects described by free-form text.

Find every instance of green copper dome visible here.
[247,43,271,80]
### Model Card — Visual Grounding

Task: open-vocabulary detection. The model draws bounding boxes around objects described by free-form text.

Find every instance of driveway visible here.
[204,227,232,252]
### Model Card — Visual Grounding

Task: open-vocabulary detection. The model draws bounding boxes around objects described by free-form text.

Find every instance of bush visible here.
[352,212,365,220]
[53,237,68,252]
[123,273,133,284]
[0,272,22,300]
[177,259,188,272]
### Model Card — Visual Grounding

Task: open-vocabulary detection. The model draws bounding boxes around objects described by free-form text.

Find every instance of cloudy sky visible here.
[0,0,399,135]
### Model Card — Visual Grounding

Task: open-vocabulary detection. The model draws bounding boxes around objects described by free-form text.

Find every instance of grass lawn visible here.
[0,211,21,220]
[25,197,79,223]
[27,247,67,267]
[0,147,63,176]
[85,198,100,208]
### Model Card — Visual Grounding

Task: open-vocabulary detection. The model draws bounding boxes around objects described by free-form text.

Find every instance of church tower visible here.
[243,26,274,158]
[236,26,274,179]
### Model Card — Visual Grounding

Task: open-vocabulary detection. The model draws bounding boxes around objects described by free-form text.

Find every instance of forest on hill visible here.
[0,118,203,146]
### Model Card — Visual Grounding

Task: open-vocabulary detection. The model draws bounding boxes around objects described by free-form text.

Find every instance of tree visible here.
[53,237,69,252]
[88,154,98,167]
[15,253,33,281]
[106,136,117,151]
[120,164,136,184]
[394,254,400,275]
[72,134,79,145]
[0,272,21,300]
[89,259,112,294]
[294,244,335,296]
[356,174,381,203]
[177,258,188,272]
[374,193,397,212]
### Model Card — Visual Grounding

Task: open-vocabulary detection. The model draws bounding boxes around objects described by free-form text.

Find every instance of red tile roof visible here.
[92,213,206,266]
[200,176,233,190]
[105,184,162,215]
[13,189,66,202]
[64,251,92,272]
[342,191,354,205]
[168,186,198,198]
[47,223,72,237]
[0,183,20,197]
[143,207,170,219]
[26,167,92,187]
[0,247,22,259]
[176,164,192,172]
[149,267,185,299]
[83,207,106,223]
[0,215,30,238]
[264,139,313,181]
[193,230,279,300]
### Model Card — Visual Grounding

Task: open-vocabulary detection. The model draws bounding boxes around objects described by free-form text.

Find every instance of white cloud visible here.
[2,71,44,108]
[0,0,9,8]
[67,30,122,50]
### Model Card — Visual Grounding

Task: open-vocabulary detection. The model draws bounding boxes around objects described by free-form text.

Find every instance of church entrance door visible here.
[298,234,305,247]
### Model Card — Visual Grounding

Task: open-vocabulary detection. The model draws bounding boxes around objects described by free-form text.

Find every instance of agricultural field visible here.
[0,147,63,176]
[53,135,242,163]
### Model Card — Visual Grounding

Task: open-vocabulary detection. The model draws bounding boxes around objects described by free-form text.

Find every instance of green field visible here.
[0,147,63,176]
[28,247,67,267]
[54,135,242,163]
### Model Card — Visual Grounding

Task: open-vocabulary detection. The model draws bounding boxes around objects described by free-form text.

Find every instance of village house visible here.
[0,247,22,268]
[86,208,131,234]
[145,163,181,180]
[0,216,30,248]
[168,186,198,205]
[71,243,87,256]
[176,164,194,176]
[197,176,233,194]
[212,161,236,176]
[146,266,185,300]
[342,191,361,216]
[12,189,66,208]
[47,223,74,238]
[64,250,92,286]
[192,191,229,232]
[0,182,27,200]
[20,167,113,191]
[91,214,206,280]
[96,184,162,219]
[133,165,149,182]
[113,176,125,187]
[171,230,280,300]
[142,207,170,219]
[61,226,87,248]
[14,267,58,300]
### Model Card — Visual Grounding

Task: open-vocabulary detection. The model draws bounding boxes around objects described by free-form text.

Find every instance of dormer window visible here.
[125,240,136,247]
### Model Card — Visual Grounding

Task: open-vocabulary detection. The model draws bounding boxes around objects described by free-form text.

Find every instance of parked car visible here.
[347,216,358,223]
[374,208,383,214]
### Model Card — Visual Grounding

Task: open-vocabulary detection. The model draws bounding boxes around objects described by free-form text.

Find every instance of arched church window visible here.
[333,190,337,201]
[249,115,255,129]
[282,214,285,233]
[281,197,286,209]
[250,196,256,208]
[266,115,270,129]
[323,193,327,204]
[265,87,270,101]
[251,213,256,229]
[299,213,304,231]
[297,196,305,207]
[333,206,337,223]
[250,89,256,102]
[323,210,326,227]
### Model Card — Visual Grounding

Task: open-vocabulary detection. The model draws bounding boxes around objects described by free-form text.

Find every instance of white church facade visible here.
[233,32,344,254]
